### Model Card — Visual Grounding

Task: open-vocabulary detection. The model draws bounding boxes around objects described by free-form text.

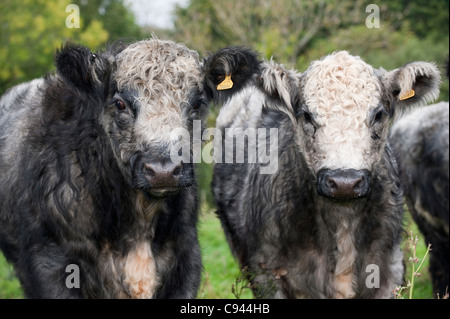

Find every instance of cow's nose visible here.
[143,161,183,189]
[317,169,372,200]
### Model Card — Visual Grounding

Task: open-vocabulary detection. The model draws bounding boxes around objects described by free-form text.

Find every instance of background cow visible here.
[390,101,449,298]
[0,39,208,298]
[204,48,441,298]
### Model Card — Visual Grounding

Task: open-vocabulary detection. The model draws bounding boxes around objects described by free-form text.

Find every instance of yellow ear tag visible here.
[399,89,416,101]
[217,75,234,91]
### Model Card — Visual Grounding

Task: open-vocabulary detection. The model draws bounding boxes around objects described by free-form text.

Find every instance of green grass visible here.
[0,253,23,299]
[197,206,253,299]
[0,208,434,299]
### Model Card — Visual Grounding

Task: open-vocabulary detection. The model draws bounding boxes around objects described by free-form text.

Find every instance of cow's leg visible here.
[154,235,202,299]
[17,242,83,299]
[152,194,202,299]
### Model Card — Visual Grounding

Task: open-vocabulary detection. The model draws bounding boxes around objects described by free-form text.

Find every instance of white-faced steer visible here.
[0,39,208,298]
[204,48,441,298]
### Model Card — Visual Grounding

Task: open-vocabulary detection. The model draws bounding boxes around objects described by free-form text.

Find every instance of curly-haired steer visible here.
[204,48,441,299]
[0,39,208,298]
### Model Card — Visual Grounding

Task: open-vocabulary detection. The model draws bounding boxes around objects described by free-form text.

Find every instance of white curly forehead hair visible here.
[301,51,382,171]
[113,39,202,142]
[302,51,382,119]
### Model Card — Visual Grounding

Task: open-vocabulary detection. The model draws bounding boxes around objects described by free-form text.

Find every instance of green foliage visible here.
[173,0,449,103]
[74,0,142,41]
[173,0,371,63]
[0,0,141,94]
[385,0,449,40]
[0,253,23,299]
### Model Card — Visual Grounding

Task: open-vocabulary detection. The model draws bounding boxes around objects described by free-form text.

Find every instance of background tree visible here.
[74,0,142,41]
[385,0,449,40]
[172,0,449,101]
[0,0,141,94]
[173,0,368,63]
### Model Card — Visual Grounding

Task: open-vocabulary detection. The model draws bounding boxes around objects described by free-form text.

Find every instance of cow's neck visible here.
[316,198,367,298]
[132,191,163,229]
[99,190,163,298]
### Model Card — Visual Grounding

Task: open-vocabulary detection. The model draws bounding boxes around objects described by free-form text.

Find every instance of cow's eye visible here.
[374,111,383,122]
[298,110,316,136]
[372,109,388,125]
[299,110,315,126]
[303,111,313,124]
[193,99,207,110]
[115,100,126,111]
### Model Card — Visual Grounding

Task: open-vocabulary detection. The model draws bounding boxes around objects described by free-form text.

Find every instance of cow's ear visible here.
[55,43,106,92]
[203,47,261,104]
[381,62,441,112]
[261,60,301,113]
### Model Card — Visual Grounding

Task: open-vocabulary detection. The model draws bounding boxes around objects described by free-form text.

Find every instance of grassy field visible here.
[0,207,435,299]
[197,208,435,299]
[197,207,253,299]
[0,253,23,299]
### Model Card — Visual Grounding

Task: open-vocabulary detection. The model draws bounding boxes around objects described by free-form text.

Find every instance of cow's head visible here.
[204,48,441,201]
[55,39,208,199]
[298,51,440,200]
